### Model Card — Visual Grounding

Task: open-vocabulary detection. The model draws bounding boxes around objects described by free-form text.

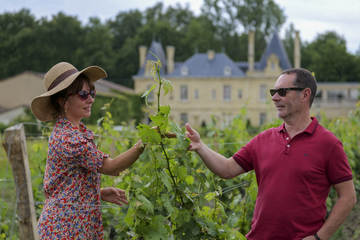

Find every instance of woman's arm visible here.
[99,140,144,176]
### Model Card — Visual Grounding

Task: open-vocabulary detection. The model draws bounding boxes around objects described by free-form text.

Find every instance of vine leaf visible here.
[137,195,154,214]
[137,124,161,144]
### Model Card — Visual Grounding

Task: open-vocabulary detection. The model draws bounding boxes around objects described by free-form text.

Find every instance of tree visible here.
[107,10,143,51]
[301,31,360,82]
[73,17,115,71]
[0,9,37,78]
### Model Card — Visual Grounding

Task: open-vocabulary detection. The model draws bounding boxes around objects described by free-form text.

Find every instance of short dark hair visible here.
[50,74,95,119]
[281,68,317,107]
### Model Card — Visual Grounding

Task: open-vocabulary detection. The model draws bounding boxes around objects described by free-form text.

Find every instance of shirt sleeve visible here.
[51,131,107,172]
[327,141,353,185]
[232,136,257,172]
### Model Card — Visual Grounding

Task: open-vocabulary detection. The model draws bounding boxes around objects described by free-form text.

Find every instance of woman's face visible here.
[64,81,95,127]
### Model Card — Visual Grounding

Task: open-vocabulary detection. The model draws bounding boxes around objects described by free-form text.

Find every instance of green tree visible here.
[301,31,360,82]
[73,17,115,71]
[0,8,37,78]
[107,9,143,51]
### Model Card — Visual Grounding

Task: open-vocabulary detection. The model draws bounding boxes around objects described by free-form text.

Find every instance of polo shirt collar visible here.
[278,117,318,135]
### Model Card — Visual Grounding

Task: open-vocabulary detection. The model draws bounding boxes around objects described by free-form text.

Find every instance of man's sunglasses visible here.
[269,88,305,97]
[69,90,96,100]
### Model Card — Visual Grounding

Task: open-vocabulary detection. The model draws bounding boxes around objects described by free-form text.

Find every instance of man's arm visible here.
[303,179,357,240]
[185,123,245,179]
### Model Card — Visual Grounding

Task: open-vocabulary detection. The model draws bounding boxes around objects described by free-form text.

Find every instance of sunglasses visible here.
[269,88,305,97]
[69,90,96,100]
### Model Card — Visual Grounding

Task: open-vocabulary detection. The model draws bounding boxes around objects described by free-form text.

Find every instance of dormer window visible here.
[181,66,189,76]
[223,66,231,76]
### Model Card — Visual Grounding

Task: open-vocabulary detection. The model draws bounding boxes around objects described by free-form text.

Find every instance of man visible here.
[185,68,356,240]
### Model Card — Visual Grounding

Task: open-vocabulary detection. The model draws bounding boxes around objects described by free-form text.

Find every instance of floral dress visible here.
[37,116,109,239]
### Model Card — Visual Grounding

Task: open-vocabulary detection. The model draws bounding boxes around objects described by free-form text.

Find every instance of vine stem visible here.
[154,63,185,206]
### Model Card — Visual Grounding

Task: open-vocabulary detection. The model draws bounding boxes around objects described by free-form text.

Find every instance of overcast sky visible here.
[1,0,359,54]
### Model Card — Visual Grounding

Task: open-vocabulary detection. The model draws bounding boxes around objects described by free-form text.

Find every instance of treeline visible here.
[1,0,360,86]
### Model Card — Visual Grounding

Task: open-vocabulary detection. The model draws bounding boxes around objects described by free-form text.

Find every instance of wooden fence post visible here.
[3,124,39,240]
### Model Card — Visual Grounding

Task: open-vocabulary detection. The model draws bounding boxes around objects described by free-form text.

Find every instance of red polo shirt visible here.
[233,117,353,240]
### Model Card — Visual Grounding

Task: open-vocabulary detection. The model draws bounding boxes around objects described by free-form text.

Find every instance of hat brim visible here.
[31,66,107,122]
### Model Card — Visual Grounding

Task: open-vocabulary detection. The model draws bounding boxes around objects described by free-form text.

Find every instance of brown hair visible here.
[281,68,317,108]
[50,74,95,119]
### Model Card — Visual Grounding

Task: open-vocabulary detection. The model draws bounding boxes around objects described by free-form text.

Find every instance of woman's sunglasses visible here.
[69,90,96,100]
[269,88,305,97]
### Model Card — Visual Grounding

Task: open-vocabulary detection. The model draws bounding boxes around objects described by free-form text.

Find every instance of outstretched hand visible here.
[101,187,128,206]
[185,123,202,151]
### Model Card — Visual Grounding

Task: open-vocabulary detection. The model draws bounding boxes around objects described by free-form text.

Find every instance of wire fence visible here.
[0,121,251,238]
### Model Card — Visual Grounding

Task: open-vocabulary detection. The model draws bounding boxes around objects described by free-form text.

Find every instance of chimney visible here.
[166,45,175,74]
[207,50,215,60]
[139,45,148,68]
[248,30,255,72]
[294,31,301,68]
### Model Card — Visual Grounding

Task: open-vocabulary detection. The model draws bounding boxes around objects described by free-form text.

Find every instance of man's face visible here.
[271,73,303,120]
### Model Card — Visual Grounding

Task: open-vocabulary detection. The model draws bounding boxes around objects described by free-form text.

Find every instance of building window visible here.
[212,89,216,99]
[223,66,231,76]
[147,85,154,102]
[271,62,275,71]
[181,66,189,76]
[180,85,188,101]
[194,89,199,99]
[260,113,267,126]
[238,90,242,99]
[180,113,188,125]
[259,85,267,101]
[223,85,231,101]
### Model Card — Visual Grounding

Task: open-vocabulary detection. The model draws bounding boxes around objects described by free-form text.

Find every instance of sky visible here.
[1,0,359,54]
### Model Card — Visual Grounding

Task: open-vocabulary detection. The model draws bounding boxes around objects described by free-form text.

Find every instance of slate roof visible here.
[135,30,292,78]
[137,40,167,76]
[168,53,245,78]
[258,31,292,70]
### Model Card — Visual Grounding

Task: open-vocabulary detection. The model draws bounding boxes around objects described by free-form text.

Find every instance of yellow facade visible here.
[133,32,359,127]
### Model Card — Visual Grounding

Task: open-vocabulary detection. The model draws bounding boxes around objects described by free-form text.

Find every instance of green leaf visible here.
[175,166,187,181]
[159,105,171,116]
[185,175,194,185]
[137,195,154,214]
[176,209,191,226]
[149,114,168,131]
[162,194,175,214]
[140,215,168,239]
[137,124,161,143]
[204,192,217,202]
[161,78,173,96]
[160,171,173,192]
[207,220,218,237]
[124,207,134,227]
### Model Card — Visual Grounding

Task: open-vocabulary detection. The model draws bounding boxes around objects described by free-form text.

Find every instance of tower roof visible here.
[136,39,167,76]
[258,31,292,70]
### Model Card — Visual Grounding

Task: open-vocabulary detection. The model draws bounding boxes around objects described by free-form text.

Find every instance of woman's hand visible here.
[185,123,202,151]
[100,187,128,206]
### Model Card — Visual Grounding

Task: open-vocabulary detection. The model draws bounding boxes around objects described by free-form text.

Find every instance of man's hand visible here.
[185,123,202,151]
[101,187,128,206]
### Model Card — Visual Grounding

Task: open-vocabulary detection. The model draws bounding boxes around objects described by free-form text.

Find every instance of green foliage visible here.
[301,31,360,82]
[90,55,255,239]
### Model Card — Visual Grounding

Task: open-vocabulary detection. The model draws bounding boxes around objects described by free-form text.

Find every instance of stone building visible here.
[133,30,359,127]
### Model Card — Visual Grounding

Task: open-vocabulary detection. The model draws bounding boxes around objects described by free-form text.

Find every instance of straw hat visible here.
[31,62,107,122]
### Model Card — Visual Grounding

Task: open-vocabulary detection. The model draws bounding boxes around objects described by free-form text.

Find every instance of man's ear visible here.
[302,88,311,103]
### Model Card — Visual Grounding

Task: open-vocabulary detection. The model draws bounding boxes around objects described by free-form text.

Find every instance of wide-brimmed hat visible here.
[31,62,107,122]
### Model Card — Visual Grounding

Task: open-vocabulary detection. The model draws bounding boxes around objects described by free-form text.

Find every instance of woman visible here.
[31,62,145,239]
